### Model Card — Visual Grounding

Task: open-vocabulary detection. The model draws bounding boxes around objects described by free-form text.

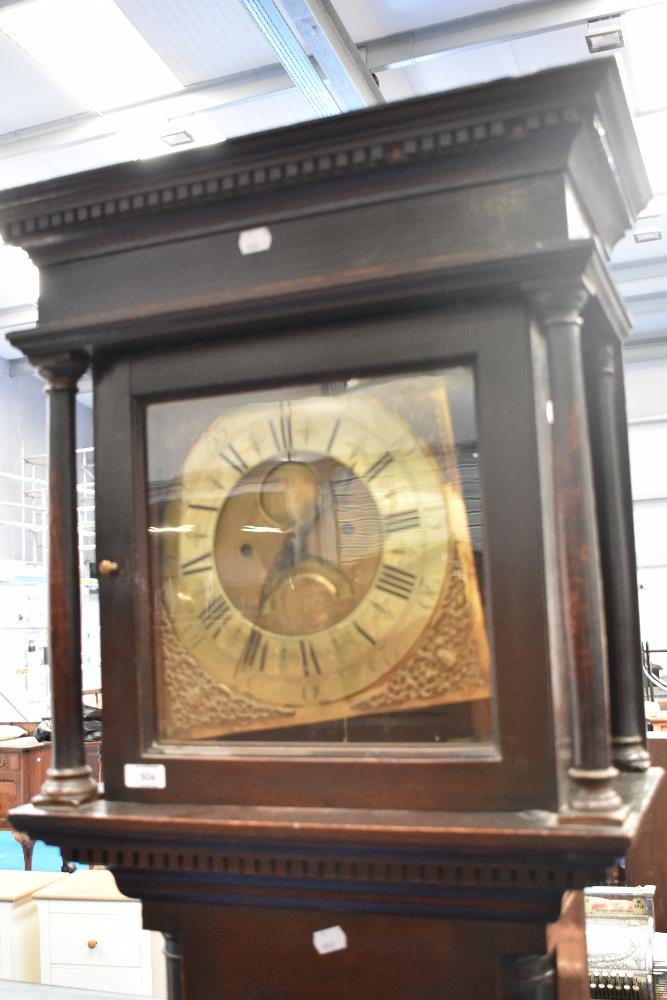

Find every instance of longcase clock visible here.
[0,60,659,999]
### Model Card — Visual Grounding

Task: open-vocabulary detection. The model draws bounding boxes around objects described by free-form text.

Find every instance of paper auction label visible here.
[124,763,166,789]
[313,926,347,955]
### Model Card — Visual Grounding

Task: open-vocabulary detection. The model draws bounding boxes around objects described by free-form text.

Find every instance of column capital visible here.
[37,351,89,391]
[524,281,589,329]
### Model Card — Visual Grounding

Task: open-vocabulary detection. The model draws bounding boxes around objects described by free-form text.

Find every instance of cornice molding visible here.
[1,106,581,247]
[0,61,648,257]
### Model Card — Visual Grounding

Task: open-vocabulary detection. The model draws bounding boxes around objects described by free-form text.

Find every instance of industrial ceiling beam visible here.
[281,0,383,110]
[625,340,667,362]
[239,0,340,116]
[363,0,667,71]
[2,0,667,166]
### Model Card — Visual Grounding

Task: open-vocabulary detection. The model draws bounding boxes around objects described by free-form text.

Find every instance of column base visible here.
[32,765,99,810]
[559,767,628,825]
[612,738,651,772]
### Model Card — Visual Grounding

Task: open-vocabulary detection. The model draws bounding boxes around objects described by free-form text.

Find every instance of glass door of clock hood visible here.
[146,366,493,750]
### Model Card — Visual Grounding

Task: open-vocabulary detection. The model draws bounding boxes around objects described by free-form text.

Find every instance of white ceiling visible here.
[1,0,667,364]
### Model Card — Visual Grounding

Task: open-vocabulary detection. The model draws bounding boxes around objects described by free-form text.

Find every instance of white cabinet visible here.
[0,871,66,982]
[33,869,165,997]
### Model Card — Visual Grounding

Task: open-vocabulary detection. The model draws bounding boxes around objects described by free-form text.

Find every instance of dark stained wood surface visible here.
[10,767,661,858]
[0,61,648,273]
[40,356,89,772]
[538,286,620,811]
[0,243,618,362]
[144,899,548,1000]
[29,356,98,810]
[625,736,667,930]
[584,336,649,770]
[548,892,589,1000]
[93,298,558,814]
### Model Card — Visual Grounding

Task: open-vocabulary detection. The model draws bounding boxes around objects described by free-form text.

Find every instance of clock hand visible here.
[258,519,313,593]
[255,459,357,630]
[256,507,354,630]
[256,530,299,618]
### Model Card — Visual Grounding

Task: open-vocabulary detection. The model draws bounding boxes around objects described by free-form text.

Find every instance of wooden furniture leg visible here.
[11,830,34,871]
[163,932,183,1000]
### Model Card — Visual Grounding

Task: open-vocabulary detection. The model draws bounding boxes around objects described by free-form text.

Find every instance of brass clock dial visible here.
[151,372,492,741]
[162,393,450,717]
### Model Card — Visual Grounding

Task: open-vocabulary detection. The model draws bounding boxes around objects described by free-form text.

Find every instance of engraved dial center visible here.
[214,455,382,636]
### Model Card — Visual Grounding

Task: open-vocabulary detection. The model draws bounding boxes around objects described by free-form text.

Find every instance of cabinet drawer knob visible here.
[87,939,98,950]
[98,559,119,576]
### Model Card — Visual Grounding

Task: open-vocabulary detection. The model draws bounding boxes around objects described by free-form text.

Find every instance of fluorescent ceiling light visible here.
[161,131,194,148]
[133,112,224,160]
[0,0,183,113]
[633,230,662,244]
[586,16,624,53]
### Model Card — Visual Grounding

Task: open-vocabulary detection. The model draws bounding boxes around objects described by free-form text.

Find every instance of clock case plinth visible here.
[0,60,657,998]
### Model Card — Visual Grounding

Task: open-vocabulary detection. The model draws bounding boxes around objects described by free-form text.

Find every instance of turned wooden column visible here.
[33,352,98,808]
[163,933,183,1000]
[534,288,622,816]
[584,340,649,772]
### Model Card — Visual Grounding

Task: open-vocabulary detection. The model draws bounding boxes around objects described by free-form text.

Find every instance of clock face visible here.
[149,371,491,741]
[163,393,448,710]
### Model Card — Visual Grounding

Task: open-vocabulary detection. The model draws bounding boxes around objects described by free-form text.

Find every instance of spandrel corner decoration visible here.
[148,368,491,743]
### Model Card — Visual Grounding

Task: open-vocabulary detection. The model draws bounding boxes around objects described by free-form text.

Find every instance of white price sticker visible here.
[124,763,166,789]
[312,925,347,956]
[238,226,272,255]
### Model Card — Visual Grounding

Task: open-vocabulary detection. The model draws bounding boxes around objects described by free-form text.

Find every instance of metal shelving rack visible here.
[0,445,99,719]
[0,444,95,575]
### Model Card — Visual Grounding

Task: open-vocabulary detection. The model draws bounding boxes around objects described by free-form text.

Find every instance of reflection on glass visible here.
[147,368,493,748]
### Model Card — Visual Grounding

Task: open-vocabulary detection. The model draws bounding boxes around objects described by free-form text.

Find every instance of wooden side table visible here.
[0,738,51,825]
[0,739,51,869]
[0,738,102,870]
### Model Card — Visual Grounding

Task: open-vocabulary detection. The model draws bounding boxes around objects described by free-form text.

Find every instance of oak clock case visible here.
[0,60,656,1000]
[147,367,491,746]
[97,299,553,812]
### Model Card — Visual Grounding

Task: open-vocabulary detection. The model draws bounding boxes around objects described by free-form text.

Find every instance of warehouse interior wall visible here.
[626,357,667,651]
